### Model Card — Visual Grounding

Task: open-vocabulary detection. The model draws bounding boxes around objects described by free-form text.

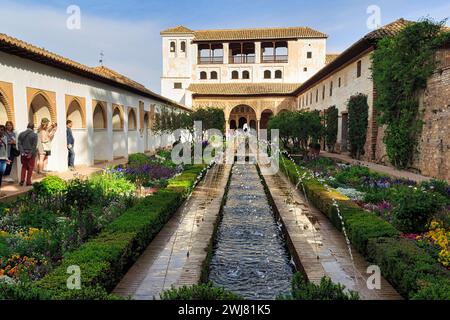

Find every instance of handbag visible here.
[11,145,20,158]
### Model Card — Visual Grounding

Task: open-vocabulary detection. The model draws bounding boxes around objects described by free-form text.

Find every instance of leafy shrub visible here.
[420,179,450,203]
[410,277,450,300]
[0,278,50,300]
[325,106,339,152]
[33,176,67,196]
[280,273,359,300]
[160,282,243,300]
[90,170,135,198]
[390,187,447,233]
[66,178,101,210]
[334,166,385,187]
[128,153,151,168]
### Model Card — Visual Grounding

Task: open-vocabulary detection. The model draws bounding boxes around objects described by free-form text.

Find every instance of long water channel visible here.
[208,163,295,299]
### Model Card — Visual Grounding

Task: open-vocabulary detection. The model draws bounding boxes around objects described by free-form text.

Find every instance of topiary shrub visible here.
[33,175,67,196]
[347,93,368,160]
[325,106,339,152]
[279,273,359,300]
[160,282,243,300]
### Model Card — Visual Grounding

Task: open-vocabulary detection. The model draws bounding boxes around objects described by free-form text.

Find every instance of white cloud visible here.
[0,0,163,92]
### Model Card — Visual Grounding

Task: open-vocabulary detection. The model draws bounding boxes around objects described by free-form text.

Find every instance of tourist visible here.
[0,125,11,196]
[3,121,19,183]
[17,123,38,186]
[66,120,75,171]
[37,118,57,174]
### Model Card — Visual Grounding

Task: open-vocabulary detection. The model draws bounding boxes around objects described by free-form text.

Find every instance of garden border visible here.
[279,156,450,299]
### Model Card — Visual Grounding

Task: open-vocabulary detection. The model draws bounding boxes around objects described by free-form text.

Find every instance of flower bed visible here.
[0,164,206,300]
[280,155,450,299]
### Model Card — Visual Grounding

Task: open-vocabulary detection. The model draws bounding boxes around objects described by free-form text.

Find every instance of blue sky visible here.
[0,0,449,93]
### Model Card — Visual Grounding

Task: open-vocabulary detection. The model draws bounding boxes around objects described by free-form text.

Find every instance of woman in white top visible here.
[36,118,57,174]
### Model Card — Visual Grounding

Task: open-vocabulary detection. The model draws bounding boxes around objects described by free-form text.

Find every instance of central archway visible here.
[229,105,257,131]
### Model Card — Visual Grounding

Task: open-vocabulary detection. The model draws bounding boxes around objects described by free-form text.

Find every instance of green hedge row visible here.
[279,157,450,299]
[35,164,206,300]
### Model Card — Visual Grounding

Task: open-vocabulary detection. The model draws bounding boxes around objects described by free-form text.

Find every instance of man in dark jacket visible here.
[17,123,38,186]
[66,120,75,171]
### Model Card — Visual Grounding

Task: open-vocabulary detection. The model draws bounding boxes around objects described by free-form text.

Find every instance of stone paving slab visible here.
[113,164,232,300]
[260,162,402,300]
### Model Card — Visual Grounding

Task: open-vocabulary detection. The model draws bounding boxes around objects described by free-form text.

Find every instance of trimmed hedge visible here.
[279,156,450,299]
[35,164,205,300]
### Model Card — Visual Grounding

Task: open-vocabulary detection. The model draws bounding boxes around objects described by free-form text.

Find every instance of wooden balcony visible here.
[198,56,224,64]
[261,55,288,63]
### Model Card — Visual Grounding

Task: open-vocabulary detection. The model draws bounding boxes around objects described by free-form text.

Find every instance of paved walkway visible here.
[260,158,401,300]
[321,151,431,183]
[0,157,129,202]
[113,163,232,300]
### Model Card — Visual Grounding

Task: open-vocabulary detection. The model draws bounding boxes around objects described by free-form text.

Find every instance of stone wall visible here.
[372,48,450,181]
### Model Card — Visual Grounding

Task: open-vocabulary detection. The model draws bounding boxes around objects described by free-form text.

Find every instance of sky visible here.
[0,0,449,93]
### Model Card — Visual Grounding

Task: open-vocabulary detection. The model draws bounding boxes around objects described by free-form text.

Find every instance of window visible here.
[261,41,288,63]
[322,86,325,100]
[232,71,239,79]
[330,81,333,96]
[211,71,218,80]
[242,70,250,79]
[174,82,182,89]
[200,71,207,80]
[304,67,308,72]
[357,60,362,78]
[181,41,186,53]
[170,41,176,53]
[307,52,312,59]
[316,89,319,102]
[310,92,313,105]
[264,70,272,79]
[338,77,342,87]
[275,70,282,79]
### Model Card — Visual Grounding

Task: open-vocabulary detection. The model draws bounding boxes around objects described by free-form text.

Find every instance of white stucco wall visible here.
[297,51,374,145]
[0,51,183,175]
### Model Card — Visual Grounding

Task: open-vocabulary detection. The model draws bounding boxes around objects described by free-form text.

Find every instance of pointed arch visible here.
[65,95,86,128]
[92,100,107,129]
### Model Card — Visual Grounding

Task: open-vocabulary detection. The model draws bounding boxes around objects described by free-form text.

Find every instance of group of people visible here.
[0,118,76,196]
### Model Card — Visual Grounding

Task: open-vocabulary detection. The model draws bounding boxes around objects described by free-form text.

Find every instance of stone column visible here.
[223,43,229,64]
[255,42,261,64]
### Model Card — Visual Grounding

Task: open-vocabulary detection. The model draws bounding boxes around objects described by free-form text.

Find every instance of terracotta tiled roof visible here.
[188,83,301,96]
[0,32,189,111]
[193,26,327,41]
[326,54,340,64]
[364,18,413,40]
[160,26,194,34]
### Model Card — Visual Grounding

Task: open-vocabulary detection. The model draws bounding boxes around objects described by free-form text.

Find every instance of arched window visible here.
[264,70,271,79]
[200,71,207,80]
[112,106,124,130]
[242,71,250,79]
[67,100,85,128]
[128,109,137,131]
[170,41,176,53]
[231,71,239,80]
[210,71,218,80]
[93,103,106,129]
[181,41,186,53]
[275,70,282,79]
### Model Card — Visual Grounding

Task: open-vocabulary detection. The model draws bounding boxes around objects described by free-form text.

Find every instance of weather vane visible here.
[99,50,104,66]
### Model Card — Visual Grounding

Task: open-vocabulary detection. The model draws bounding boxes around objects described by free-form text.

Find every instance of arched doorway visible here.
[112,106,124,130]
[93,103,106,129]
[67,100,85,129]
[0,95,8,124]
[128,109,137,131]
[260,109,274,130]
[29,94,52,127]
[229,105,257,131]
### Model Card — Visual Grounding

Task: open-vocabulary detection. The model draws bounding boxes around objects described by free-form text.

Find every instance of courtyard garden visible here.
[0,150,206,299]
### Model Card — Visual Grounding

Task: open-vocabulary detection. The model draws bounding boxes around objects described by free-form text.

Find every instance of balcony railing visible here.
[261,55,288,63]
[198,56,224,64]
[230,55,256,64]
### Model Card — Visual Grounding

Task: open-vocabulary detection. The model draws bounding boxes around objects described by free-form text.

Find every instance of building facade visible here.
[0,33,188,179]
[161,25,330,128]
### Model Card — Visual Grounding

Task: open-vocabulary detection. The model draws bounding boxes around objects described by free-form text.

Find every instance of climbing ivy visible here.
[347,94,369,160]
[372,18,450,169]
[325,106,339,152]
